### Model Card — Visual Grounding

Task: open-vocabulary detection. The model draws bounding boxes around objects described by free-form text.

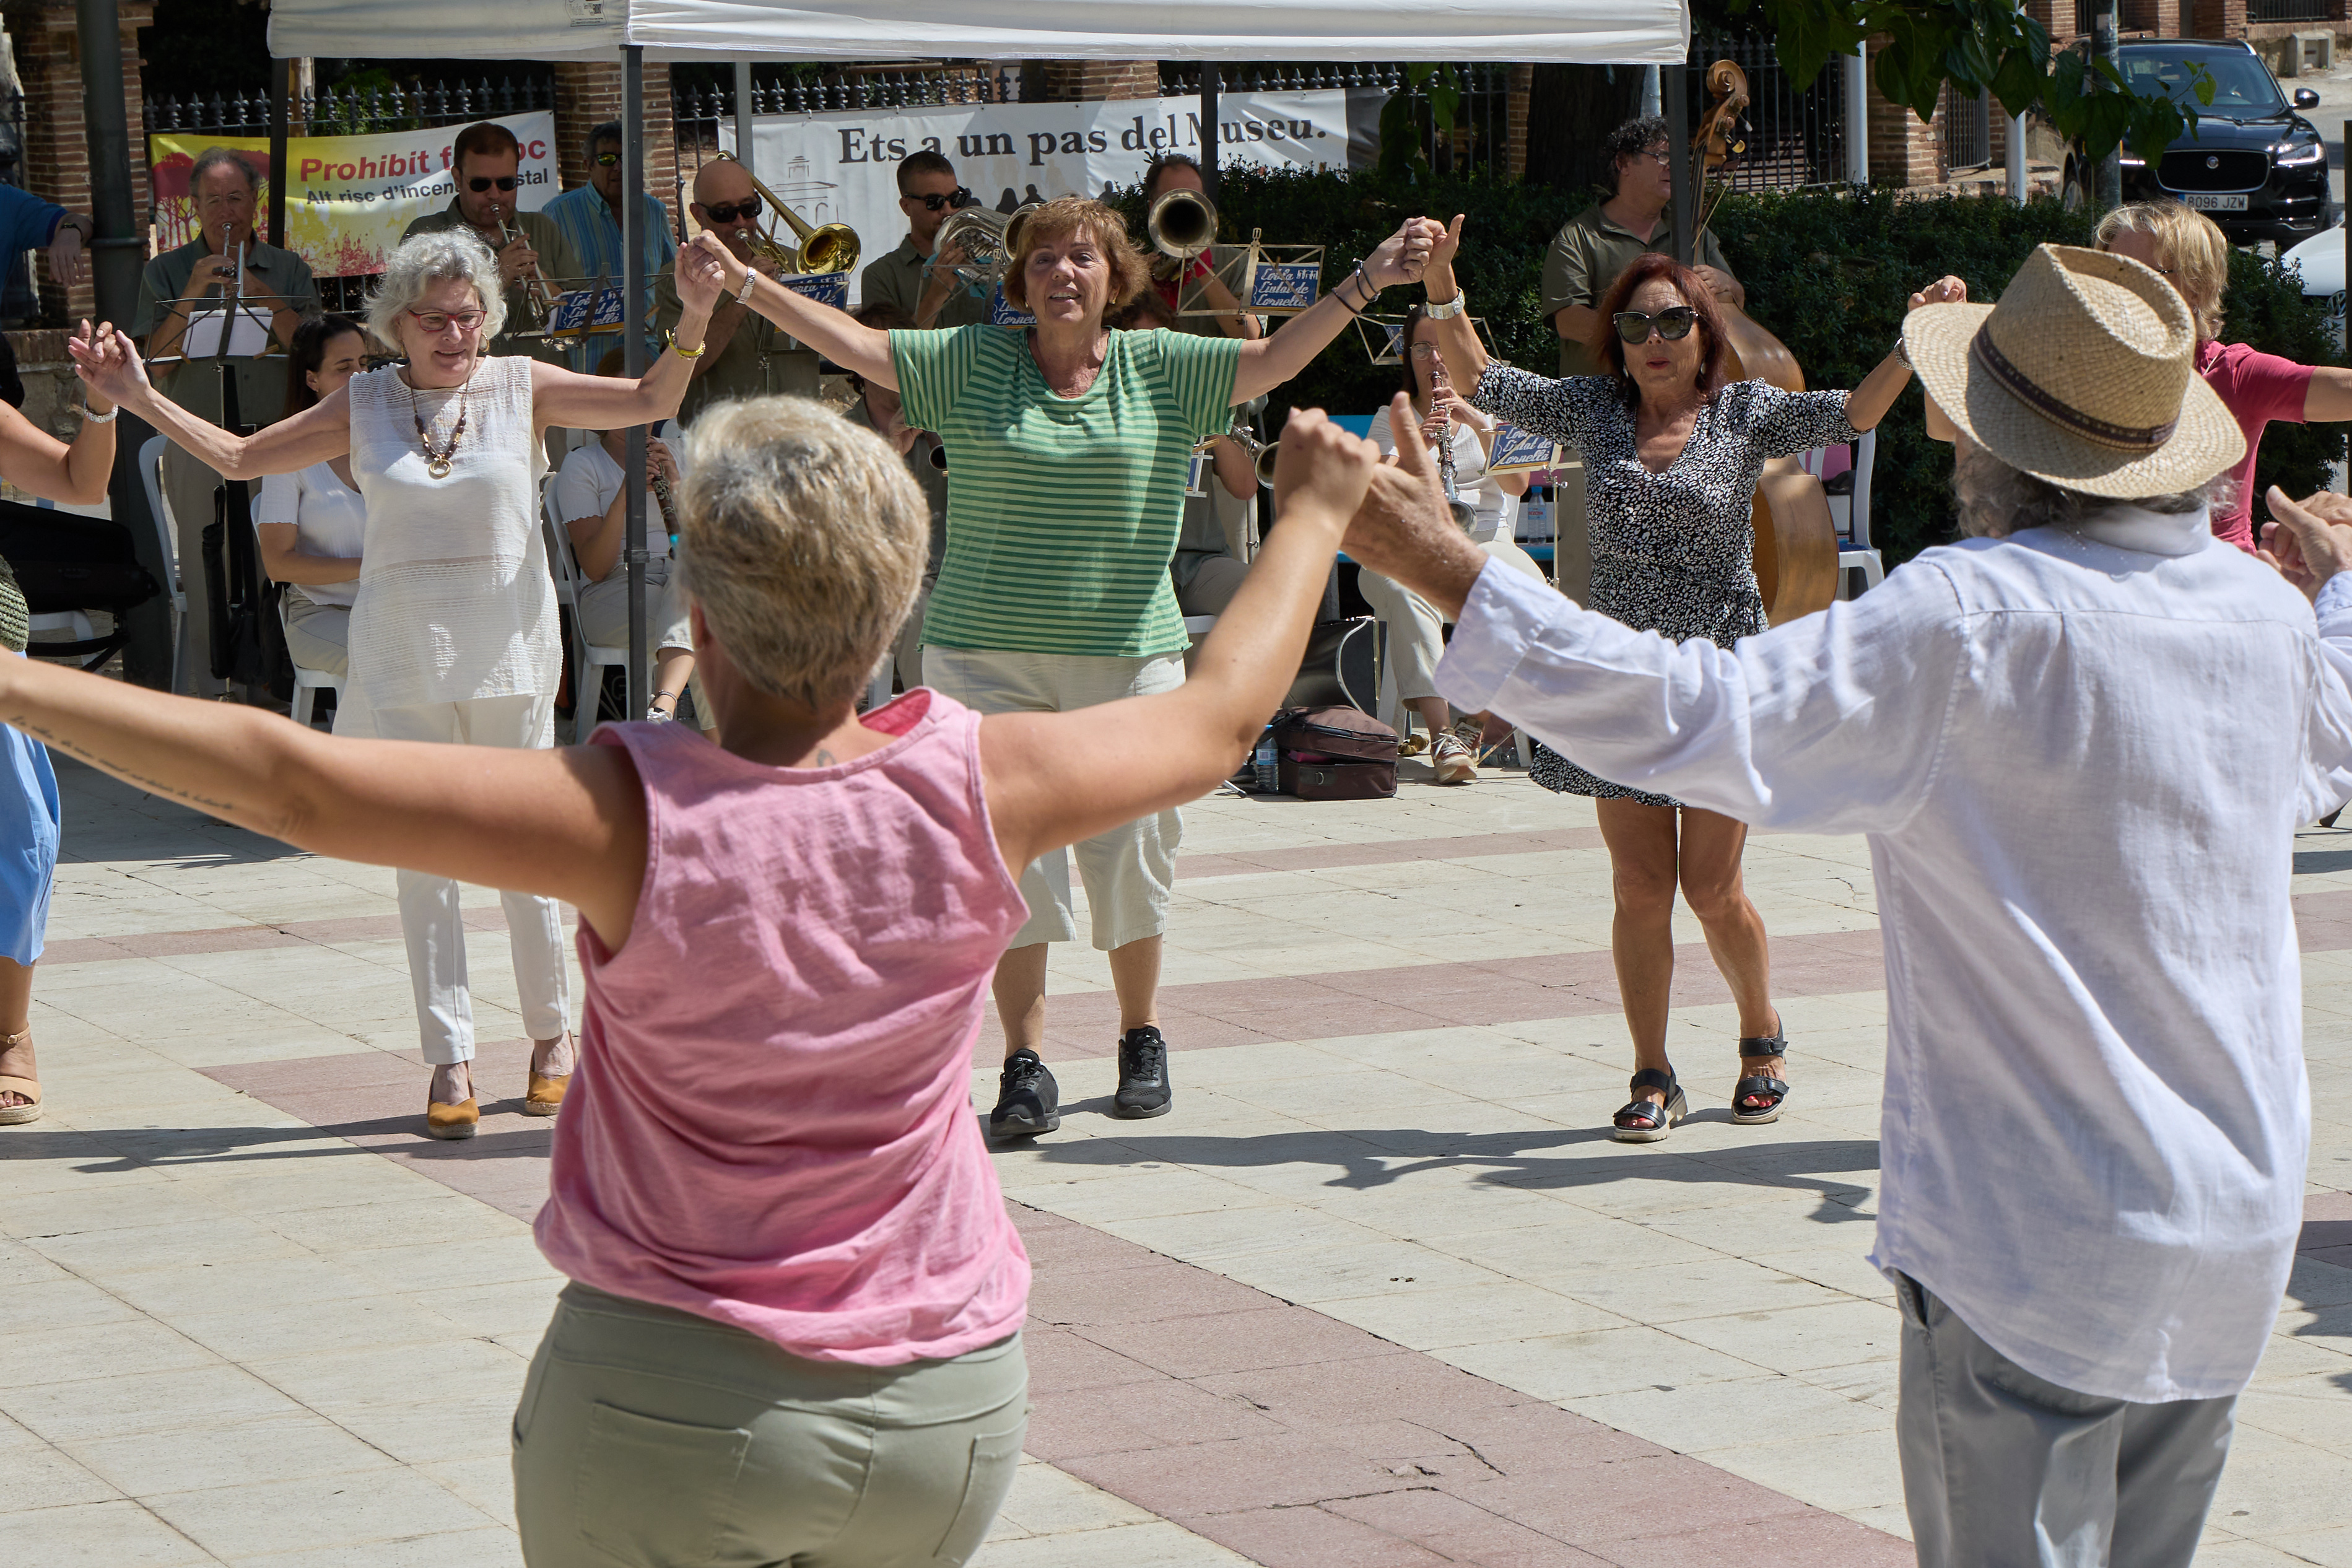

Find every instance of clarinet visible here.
[1426,356,1474,530]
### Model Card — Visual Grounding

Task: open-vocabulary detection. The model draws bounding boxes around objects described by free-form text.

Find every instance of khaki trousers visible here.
[513,1283,1027,1568]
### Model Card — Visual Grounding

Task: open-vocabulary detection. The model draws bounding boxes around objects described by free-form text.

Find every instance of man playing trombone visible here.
[1139,155,1260,342]
[132,146,318,696]
[860,150,996,330]
[653,156,820,420]
[400,121,577,366]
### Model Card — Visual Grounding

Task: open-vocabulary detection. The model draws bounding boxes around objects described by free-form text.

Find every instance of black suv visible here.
[2059,39,2328,243]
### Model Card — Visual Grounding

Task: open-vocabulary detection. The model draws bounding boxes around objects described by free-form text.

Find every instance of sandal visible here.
[1732,1021,1790,1125]
[0,1027,38,1126]
[1612,1067,1686,1143]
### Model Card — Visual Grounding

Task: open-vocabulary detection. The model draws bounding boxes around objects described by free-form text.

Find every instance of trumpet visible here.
[496,216,556,331]
[1196,421,1279,486]
[710,151,860,276]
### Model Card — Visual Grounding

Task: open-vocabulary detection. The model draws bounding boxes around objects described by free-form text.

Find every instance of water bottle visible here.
[1252,732,1279,794]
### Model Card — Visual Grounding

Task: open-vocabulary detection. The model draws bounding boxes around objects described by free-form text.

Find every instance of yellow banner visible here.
[148,111,556,277]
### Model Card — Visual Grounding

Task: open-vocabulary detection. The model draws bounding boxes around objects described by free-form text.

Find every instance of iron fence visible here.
[145,76,554,137]
[1942,85,1993,171]
[1688,35,1849,192]
[1163,62,1511,178]
[2249,0,2336,21]
[673,67,1019,124]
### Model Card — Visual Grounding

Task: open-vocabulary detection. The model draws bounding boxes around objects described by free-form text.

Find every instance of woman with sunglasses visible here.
[71,227,730,1141]
[1362,302,1543,785]
[1416,221,1962,1141]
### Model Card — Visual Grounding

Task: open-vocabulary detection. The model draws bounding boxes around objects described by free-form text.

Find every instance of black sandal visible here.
[1732,1022,1790,1125]
[1612,1067,1686,1143]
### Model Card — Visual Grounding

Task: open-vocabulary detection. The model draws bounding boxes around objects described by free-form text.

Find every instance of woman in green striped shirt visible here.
[687,201,1434,1138]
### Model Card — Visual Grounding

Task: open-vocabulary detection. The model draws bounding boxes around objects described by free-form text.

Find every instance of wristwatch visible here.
[1424,291,1468,321]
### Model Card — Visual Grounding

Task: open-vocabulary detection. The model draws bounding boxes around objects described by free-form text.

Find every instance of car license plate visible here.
[2183,193,2249,212]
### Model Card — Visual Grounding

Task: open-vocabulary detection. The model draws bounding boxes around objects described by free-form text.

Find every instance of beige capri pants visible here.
[280,585,350,678]
[1359,536,1545,703]
[923,646,1183,951]
[512,1283,1027,1568]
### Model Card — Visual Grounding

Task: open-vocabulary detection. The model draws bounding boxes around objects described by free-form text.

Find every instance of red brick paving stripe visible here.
[1182,829,1607,880]
[41,907,523,967]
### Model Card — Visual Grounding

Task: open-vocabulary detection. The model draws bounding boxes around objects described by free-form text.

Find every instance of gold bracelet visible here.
[668,331,707,360]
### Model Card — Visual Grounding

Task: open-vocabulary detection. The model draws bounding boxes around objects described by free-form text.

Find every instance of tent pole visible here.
[733,61,755,176]
[1663,54,1692,265]
[622,44,650,722]
[269,58,290,246]
[1200,63,1219,199]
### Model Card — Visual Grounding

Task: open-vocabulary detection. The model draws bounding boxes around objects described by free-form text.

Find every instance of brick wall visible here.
[9,0,154,323]
[1032,61,1159,102]
[2190,0,2247,37]
[1866,42,1945,186]
[551,59,681,239]
[1504,64,1533,181]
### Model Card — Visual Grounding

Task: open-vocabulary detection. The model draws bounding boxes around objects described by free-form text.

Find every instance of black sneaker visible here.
[990,1048,1060,1138]
[1113,1026,1173,1118]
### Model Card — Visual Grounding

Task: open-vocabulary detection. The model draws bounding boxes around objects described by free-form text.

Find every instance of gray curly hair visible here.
[364,229,506,352]
[1953,438,2228,539]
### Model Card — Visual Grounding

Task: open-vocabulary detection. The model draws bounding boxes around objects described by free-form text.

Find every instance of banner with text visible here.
[149,111,558,278]
[732,91,1358,309]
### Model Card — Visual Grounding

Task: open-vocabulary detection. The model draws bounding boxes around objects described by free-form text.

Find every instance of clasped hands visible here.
[2261,487,2352,601]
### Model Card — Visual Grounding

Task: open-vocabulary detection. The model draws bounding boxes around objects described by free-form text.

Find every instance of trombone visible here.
[1146,186,1217,276]
[709,151,860,276]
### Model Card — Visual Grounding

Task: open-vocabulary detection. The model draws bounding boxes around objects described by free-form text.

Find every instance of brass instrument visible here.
[934,199,1046,297]
[1146,186,1217,268]
[710,151,860,276]
[496,216,556,331]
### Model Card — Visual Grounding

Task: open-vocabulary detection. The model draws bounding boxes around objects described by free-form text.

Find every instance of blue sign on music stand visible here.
[990,286,1035,328]
[1489,423,1557,472]
[781,272,850,310]
[549,285,627,336]
[1248,263,1322,312]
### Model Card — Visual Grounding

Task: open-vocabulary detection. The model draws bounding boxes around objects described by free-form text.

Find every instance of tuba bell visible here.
[710,151,861,276]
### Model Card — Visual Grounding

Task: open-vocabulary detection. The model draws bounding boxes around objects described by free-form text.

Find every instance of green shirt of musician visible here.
[1541,204,1733,378]
[860,235,994,330]
[891,324,1242,659]
[400,200,578,365]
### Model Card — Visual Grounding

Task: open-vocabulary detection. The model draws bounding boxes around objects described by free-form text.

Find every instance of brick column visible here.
[2026,0,2071,43]
[551,59,680,238]
[2190,0,2247,37]
[1865,41,1946,186]
[1032,61,1159,102]
[1504,63,1533,181]
[11,0,154,323]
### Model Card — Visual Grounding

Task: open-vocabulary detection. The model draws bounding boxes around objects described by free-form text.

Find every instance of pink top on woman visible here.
[2198,339,2314,554]
[534,692,1034,1365]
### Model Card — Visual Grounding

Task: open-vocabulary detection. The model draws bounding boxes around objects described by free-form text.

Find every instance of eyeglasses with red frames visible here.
[406,308,487,334]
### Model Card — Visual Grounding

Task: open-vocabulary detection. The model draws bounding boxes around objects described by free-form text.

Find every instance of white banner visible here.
[731,91,1354,308]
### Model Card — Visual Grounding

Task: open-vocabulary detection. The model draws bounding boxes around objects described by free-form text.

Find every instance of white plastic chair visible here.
[1800,429,1884,599]
[279,597,345,728]
[542,491,630,736]
[25,610,95,662]
[137,436,190,693]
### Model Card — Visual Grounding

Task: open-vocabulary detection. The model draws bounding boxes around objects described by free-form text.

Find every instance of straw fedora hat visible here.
[1904,243,2242,499]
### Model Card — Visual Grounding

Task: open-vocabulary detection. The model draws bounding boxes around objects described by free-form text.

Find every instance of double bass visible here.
[1692,61,1842,625]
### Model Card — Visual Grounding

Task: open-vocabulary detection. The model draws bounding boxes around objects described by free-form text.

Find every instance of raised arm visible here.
[1844,276,1966,432]
[980,409,1374,873]
[528,245,723,432]
[0,338,114,505]
[2304,367,2352,422]
[695,233,895,386]
[1420,216,1489,397]
[71,321,351,479]
[0,659,649,945]
[1230,219,1435,405]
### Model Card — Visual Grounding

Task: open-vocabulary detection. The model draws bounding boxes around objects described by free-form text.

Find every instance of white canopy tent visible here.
[264,0,1689,714]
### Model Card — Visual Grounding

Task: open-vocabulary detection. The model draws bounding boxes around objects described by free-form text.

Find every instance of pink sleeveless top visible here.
[533,692,1033,1365]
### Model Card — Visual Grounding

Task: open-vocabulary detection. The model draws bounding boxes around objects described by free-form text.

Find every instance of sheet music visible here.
[181,307,274,358]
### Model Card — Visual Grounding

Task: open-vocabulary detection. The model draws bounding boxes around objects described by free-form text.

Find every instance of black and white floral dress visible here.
[1469,366,1859,808]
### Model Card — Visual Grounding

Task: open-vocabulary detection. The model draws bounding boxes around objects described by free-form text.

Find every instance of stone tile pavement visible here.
[3,751,2348,1565]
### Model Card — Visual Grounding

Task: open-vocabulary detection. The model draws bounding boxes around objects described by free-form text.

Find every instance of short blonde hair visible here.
[677,398,925,710]
[365,228,506,352]
[2095,201,2229,342]
[1002,196,1151,315]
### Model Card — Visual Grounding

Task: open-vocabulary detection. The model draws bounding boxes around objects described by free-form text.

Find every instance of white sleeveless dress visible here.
[344,356,558,710]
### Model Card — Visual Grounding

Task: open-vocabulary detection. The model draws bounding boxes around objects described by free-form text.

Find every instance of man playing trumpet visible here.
[401,121,578,366]
[654,156,819,419]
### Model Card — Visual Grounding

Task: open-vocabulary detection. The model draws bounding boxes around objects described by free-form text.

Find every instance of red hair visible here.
[1589,252,1733,406]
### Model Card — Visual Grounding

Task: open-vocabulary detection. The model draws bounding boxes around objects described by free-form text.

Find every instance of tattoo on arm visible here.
[6,714,254,819]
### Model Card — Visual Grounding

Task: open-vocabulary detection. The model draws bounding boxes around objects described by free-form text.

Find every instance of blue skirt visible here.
[0,721,59,966]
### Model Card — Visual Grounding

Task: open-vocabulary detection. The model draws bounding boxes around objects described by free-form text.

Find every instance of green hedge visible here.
[1125,170,2346,564]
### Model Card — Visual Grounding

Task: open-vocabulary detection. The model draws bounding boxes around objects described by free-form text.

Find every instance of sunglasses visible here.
[1613,306,1699,344]
[407,308,486,334]
[468,175,518,193]
[593,150,621,167]
[703,194,764,224]
[914,188,973,212]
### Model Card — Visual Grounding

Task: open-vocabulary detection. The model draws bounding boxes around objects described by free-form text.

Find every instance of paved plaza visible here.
[4,746,2350,1566]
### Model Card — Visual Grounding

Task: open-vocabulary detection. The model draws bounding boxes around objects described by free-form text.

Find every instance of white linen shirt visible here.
[1437,507,2352,1402]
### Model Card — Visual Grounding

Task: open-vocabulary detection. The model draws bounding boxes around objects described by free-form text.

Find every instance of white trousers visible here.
[334,688,571,1065]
